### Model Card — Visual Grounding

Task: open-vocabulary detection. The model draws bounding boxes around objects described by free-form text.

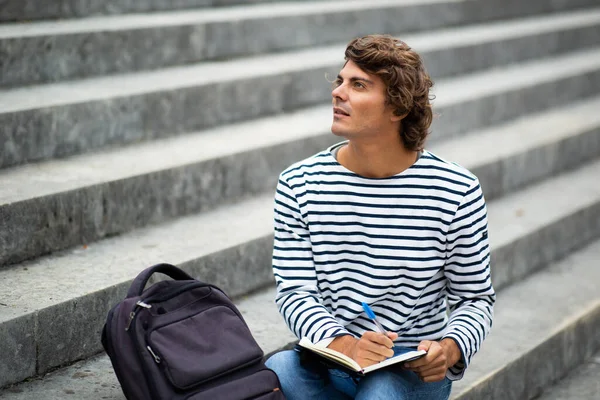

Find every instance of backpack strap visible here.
[127,263,196,297]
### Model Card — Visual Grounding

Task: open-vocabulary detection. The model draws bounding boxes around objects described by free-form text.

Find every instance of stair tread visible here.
[536,351,600,399]
[451,240,600,397]
[2,88,600,208]
[1,31,599,113]
[0,193,274,321]
[0,0,445,39]
[1,4,597,45]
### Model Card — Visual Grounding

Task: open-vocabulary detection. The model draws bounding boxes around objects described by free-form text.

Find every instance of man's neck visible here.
[337,137,419,179]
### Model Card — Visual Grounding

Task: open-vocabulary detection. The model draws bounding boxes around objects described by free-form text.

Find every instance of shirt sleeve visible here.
[442,178,496,380]
[272,175,350,344]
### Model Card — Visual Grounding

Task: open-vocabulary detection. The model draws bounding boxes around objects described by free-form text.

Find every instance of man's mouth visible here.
[333,107,350,117]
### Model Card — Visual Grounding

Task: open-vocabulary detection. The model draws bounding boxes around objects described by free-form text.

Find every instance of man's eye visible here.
[353,82,364,89]
[333,79,342,87]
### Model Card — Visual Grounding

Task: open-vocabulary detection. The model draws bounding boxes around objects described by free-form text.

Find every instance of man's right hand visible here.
[328,331,398,368]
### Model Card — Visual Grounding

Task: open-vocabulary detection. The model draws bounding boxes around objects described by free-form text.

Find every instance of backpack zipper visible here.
[125,301,152,331]
[125,281,212,399]
[147,346,161,364]
[125,281,209,331]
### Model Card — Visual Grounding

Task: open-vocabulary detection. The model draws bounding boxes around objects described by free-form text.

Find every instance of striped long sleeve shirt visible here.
[272,143,496,380]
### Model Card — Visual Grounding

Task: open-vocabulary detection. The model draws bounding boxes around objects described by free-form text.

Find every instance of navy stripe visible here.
[449,204,486,230]
[296,305,325,335]
[307,210,449,225]
[289,175,470,191]
[296,189,462,204]
[319,274,441,293]
[310,230,446,244]
[319,279,444,304]
[300,199,456,215]
[296,240,444,254]
[275,187,296,204]
[310,240,445,253]
[274,227,310,240]
[315,257,445,269]
[314,249,445,262]
[315,266,437,281]
[309,222,449,234]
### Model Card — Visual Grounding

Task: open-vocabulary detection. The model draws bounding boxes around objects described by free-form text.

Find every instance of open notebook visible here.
[298,337,426,375]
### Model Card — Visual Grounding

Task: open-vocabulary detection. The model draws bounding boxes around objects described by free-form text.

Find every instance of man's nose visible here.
[332,84,346,101]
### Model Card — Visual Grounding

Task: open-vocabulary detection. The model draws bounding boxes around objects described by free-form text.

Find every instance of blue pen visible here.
[362,302,387,334]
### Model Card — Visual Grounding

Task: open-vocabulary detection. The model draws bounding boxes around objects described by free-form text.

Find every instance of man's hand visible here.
[328,331,399,368]
[404,338,462,382]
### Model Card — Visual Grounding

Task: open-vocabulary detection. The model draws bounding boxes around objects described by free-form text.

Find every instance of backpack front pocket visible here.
[184,368,284,400]
[148,305,264,390]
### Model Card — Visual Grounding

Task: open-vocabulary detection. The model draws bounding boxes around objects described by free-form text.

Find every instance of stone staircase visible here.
[1,0,599,398]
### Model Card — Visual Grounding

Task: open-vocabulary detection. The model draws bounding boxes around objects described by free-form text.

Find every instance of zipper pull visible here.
[147,346,161,364]
[125,311,136,331]
[125,301,152,331]
[137,301,152,309]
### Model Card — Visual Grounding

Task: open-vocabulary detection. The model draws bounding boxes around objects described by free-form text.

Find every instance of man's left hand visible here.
[403,339,461,382]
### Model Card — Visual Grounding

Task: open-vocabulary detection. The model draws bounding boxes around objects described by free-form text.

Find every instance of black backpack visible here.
[101,263,285,400]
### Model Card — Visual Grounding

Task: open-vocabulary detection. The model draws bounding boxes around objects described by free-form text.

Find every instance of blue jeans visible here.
[266,348,452,400]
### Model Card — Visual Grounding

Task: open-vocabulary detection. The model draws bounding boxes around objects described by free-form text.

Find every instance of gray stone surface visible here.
[451,239,600,399]
[0,106,336,267]
[0,0,467,86]
[0,286,296,399]
[430,49,600,142]
[0,193,277,387]
[1,157,600,387]
[0,355,125,400]
[0,0,338,22]
[1,4,598,87]
[536,352,600,400]
[0,0,596,22]
[486,160,600,291]
[432,96,600,200]
[2,34,600,169]
[1,0,600,394]
[2,93,600,271]
[0,314,36,388]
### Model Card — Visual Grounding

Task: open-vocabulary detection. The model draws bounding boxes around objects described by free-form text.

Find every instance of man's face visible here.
[331,60,397,139]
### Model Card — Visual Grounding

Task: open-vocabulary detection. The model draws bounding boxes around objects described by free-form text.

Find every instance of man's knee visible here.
[357,369,451,400]
[356,370,412,400]
[265,350,301,385]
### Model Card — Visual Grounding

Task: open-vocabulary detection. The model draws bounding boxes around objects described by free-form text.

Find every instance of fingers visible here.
[352,331,397,367]
[362,331,395,348]
[419,367,448,383]
[405,340,441,369]
[404,341,448,382]
[358,334,394,359]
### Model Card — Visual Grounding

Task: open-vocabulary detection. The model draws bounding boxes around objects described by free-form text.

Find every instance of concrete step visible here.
[535,351,600,400]
[0,0,338,22]
[1,4,599,87]
[1,0,597,23]
[3,230,600,399]
[1,70,599,268]
[1,33,600,168]
[0,287,296,399]
[451,239,600,399]
[1,153,600,388]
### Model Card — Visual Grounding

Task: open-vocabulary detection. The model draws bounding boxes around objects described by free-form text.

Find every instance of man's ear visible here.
[390,109,408,122]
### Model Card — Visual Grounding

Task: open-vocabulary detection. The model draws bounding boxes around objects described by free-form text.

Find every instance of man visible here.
[266,35,495,399]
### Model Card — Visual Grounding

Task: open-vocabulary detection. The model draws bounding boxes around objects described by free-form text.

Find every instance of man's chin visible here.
[331,125,349,138]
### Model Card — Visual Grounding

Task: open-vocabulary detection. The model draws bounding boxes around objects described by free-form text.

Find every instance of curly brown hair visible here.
[344,35,434,151]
